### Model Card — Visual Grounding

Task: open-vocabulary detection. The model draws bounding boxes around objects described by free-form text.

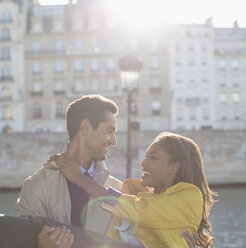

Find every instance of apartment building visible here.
[0,0,245,133]
[0,0,25,133]
[25,0,170,133]
[168,18,216,130]
[214,21,246,130]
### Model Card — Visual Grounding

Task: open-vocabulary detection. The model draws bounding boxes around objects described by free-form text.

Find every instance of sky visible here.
[38,0,246,28]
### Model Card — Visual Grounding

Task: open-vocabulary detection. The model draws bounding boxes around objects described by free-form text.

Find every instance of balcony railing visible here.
[185,97,200,106]
[0,76,14,82]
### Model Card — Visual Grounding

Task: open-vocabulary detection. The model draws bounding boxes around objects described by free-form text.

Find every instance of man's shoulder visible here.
[23,162,59,184]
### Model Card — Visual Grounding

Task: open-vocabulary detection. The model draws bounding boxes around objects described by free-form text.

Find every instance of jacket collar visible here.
[62,141,110,186]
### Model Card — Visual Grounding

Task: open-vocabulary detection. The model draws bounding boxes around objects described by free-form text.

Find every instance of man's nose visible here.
[110,134,117,146]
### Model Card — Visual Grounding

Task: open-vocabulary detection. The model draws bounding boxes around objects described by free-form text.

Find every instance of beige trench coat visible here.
[16,160,122,235]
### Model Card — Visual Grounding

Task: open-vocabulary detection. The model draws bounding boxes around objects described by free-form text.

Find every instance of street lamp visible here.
[118,54,143,178]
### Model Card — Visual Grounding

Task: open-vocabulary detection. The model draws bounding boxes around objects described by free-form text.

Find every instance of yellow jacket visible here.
[106,179,203,248]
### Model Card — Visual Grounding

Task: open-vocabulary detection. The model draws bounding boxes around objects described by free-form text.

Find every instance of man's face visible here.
[85,111,117,161]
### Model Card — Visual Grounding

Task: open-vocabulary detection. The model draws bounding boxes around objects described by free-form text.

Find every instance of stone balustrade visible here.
[0,131,246,188]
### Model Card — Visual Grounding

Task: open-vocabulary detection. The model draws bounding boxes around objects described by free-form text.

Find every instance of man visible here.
[17,94,122,234]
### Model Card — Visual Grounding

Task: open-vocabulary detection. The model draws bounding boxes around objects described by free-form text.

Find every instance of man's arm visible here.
[16,171,48,217]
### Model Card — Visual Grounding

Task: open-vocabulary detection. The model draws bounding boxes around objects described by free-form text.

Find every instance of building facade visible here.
[0,0,25,133]
[214,22,246,130]
[0,0,245,133]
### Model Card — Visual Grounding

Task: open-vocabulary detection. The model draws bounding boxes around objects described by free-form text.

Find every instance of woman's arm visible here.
[52,153,107,198]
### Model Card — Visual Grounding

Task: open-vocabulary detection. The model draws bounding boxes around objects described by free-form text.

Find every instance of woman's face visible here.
[141,142,176,193]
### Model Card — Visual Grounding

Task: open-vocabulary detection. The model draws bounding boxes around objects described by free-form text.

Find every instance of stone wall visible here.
[0,131,246,188]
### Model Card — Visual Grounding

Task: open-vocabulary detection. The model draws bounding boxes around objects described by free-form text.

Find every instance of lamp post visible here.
[118,54,143,178]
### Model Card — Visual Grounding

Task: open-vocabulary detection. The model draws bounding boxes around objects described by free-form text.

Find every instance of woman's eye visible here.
[150,156,157,160]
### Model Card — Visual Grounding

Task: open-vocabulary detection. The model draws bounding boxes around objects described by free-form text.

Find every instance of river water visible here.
[0,187,245,248]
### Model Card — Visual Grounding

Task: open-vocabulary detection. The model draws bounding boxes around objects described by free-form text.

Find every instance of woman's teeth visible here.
[142,171,151,175]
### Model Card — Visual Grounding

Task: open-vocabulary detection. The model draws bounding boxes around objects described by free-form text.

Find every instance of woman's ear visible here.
[79,119,92,136]
[170,161,181,175]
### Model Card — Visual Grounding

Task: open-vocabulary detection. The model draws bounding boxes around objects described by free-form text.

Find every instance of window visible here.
[54,61,63,73]
[74,60,83,72]
[175,71,182,83]
[90,59,99,71]
[202,107,209,120]
[56,102,64,118]
[189,108,196,120]
[176,97,183,104]
[188,43,194,51]
[74,80,83,92]
[219,60,226,70]
[188,57,195,66]
[0,86,11,101]
[150,37,159,51]
[32,41,41,54]
[74,40,82,49]
[201,88,209,103]
[91,79,99,90]
[91,39,99,51]
[232,93,240,103]
[1,66,10,79]
[107,79,117,91]
[54,81,63,92]
[107,37,116,50]
[53,17,63,32]
[150,58,160,70]
[188,71,195,83]
[1,47,10,60]
[219,75,226,87]
[2,105,11,119]
[32,61,41,74]
[106,58,115,71]
[1,28,10,41]
[220,110,227,121]
[150,78,161,90]
[219,93,227,104]
[1,11,11,23]
[175,43,181,51]
[33,82,42,92]
[201,57,208,66]
[55,40,63,53]
[2,125,12,133]
[152,101,161,115]
[232,75,239,87]
[175,57,182,66]
[234,111,240,120]
[201,43,207,52]
[176,107,183,120]
[153,121,161,130]
[43,16,53,32]
[231,60,239,70]
[202,71,209,82]
[33,103,42,119]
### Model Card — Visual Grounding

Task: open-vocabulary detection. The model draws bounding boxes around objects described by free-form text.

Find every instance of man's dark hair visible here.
[66,94,118,140]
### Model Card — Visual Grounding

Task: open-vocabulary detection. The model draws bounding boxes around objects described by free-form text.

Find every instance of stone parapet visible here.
[0,131,246,188]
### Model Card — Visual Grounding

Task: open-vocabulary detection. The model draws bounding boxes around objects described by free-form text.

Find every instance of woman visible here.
[53,132,216,248]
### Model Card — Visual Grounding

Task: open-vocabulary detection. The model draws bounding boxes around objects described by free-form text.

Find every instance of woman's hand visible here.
[51,153,82,185]
[51,153,107,198]
[38,225,74,248]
